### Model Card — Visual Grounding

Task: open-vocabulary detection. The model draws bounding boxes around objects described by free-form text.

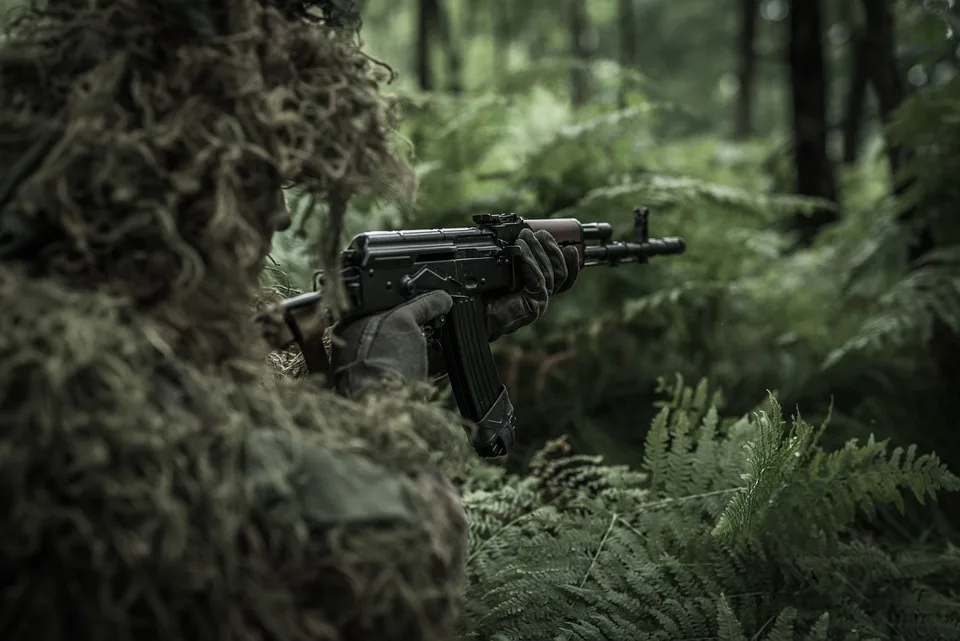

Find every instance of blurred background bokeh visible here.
[277,0,960,473]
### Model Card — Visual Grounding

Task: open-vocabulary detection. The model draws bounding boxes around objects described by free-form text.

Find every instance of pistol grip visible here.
[437,295,517,457]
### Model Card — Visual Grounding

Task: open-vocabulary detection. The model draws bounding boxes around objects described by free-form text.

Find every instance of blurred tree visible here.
[492,0,512,82]
[415,0,461,92]
[617,0,637,108]
[840,4,870,164]
[864,0,911,186]
[568,0,591,107]
[865,0,960,437]
[734,0,760,138]
[415,0,436,89]
[785,0,839,246]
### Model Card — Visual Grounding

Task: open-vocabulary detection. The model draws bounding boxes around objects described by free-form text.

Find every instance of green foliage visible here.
[459,379,960,641]
[267,0,960,507]
[820,71,960,370]
[274,82,850,461]
[794,71,960,467]
[359,0,792,136]
[254,1,960,636]
[271,65,960,467]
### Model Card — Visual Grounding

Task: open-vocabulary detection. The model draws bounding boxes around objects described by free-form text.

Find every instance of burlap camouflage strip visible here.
[0,1,471,640]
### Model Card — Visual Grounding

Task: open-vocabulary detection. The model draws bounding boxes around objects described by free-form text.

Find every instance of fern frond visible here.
[462,380,960,641]
[564,175,834,222]
[824,244,960,369]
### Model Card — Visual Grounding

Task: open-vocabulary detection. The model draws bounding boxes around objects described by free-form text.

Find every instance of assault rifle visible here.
[257,208,685,458]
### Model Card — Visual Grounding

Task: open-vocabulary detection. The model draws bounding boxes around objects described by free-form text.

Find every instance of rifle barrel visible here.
[583,236,686,266]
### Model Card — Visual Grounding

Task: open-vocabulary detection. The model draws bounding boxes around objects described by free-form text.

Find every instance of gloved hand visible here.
[423,228,580,381]
[333,229,581,393]
[486,228,580,341]
[331,290,454,400]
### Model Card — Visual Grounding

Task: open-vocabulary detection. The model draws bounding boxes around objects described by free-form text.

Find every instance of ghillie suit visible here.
[0,1,472,640]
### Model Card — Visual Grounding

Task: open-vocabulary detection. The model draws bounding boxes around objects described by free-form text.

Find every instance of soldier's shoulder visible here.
[243,426,426,525]
[242,378,469,525]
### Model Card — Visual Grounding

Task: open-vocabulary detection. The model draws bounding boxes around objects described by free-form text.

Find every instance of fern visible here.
[266,75,960,495]
[460,379,960,641]
[267,85,860,462]
[824,246,960,369]
[564,174,832,223]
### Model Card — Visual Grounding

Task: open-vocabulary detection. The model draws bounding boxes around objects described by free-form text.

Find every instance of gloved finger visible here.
[519,228,554,294]
[516,236,548,301]
[387,290,454,326]
[534,229,568,294]
[556,245,581,294]
[486,293,541,341]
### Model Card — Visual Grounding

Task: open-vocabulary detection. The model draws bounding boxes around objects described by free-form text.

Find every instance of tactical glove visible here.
[486,228,580,340]
[424,228,580,381]
[332,290,454,400]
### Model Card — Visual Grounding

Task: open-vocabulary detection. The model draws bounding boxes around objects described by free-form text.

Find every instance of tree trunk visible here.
[569,0,590,107]
[841,32,870,164]
[786,0,839,245]
[416,0,437,91]
[492,0,511,84]
[433,0,463,93]
[734,0,760,139]
[617,0,637,109]
[463,0,480,39]
[861,0,929,258]
[861,0,909,185]
[859,0,937,298]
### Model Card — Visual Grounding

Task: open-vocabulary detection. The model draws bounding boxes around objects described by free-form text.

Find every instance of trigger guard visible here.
[423,313,448,336]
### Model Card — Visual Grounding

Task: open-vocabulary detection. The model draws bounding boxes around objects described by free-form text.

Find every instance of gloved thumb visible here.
[390,290,454,326]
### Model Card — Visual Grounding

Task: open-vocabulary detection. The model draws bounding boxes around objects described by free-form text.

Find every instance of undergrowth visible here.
[271,71,960,469]
[457,377,960,641]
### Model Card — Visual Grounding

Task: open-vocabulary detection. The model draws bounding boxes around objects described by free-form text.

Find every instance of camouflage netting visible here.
[0,0,413,364]
[0,1,469,640]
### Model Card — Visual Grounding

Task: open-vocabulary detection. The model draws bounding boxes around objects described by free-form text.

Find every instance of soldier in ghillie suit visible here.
[0,1,577,640]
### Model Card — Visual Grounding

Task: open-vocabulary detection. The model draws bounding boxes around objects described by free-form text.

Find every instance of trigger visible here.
[423,313,448,339]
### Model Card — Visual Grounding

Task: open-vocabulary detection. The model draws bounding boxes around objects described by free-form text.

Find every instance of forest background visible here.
[272,0,960,473]
[6,0,960,638]
[267,2,960,634]
[270,3,960,634]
